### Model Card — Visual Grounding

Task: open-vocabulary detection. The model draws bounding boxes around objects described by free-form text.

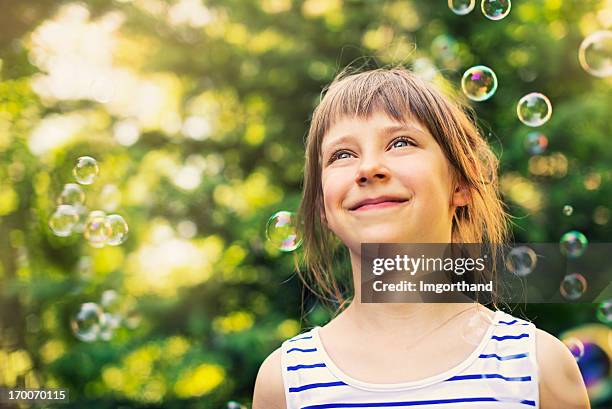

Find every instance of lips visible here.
[350,197,409,211]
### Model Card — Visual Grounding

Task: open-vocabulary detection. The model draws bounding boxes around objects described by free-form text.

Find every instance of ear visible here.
[452,181,471,207]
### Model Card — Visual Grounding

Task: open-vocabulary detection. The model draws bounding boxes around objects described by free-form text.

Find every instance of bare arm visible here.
[252,346,287,409]
[537,328,591,409]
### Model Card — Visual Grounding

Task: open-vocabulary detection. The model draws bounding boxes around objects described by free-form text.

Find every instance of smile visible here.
[350,200,409,212]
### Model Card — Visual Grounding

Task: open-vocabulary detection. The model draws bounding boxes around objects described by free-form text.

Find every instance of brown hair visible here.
[292,65,512,320]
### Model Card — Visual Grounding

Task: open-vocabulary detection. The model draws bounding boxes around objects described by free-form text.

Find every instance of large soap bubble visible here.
[517,93,552,127]
[578,30,612,78]
[73,156,99,185]
[461,65,498,101]
[481,0,511,21]
[49,205,80,237]
[265,210,303,252]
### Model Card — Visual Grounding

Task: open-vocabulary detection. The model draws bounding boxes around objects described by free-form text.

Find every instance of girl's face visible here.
[320,112,468,253]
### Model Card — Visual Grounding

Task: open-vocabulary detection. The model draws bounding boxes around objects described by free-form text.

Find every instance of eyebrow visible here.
[321,124,428,154]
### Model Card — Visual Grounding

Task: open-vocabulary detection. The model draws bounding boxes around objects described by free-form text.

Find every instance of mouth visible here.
[350,199,410,212]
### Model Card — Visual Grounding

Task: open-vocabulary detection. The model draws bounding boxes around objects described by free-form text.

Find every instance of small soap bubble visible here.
[578,30,612,78]
[559,230,588,258]
[461,65,498,101]
[71,203,89,233]
[106,214,129,246]
[563,205,574,216]
[524,132,548,155]
[71,302,106,342]
[73,156,99,185]
[562,337,585,361]
[505,246,537,277]
[265,211,303,252]
[517,93,552,127]
[57,183,85,206]
[596,300,612,324]
[448,0,475,16]
[49,205,80,237]
[84,210,112,248]
[560,273,588,301]
[481,0,511,21]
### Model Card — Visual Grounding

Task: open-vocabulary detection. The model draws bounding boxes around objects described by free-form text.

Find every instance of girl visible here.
[253,67,590,409]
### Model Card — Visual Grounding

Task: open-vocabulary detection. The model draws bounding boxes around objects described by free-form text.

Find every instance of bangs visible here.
[315,70,419,135]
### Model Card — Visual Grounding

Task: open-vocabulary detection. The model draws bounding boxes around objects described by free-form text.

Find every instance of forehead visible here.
[321,112,431,153]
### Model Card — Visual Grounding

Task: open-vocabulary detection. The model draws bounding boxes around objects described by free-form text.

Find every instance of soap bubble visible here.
[595,300,612,324]
[560,273,588,301]
[73,156,99,185]
[461,65,498,101]
[563,205,574,216]
[84,210,112,248]
[559,230,588,258]
[481,0,511,21]
[524,132,548,155]
[106,214,129,246]
[448,0,475,15]
[71,302,106,342]
[578,31,612,78]
[562,337,585,361]
[517,93,552,127]
[57,183,85,206]
[505,246,537,277]
[265,211,303,252]
[49,205,80,237]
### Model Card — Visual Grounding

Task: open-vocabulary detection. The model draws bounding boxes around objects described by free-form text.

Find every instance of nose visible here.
[355,157,390,185]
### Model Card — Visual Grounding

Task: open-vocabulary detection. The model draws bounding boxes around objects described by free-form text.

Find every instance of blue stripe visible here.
[499,319,530,326]
[479,352,529,361]
[287,363,327,371]
[289,381,347,392]
[492,333,529,341]
[300,397,537,408]
[287,347,317,353]
[290,335,313,342]
[446,373,532,382]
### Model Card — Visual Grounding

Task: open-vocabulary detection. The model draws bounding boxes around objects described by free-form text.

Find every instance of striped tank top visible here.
[280,310,539,409]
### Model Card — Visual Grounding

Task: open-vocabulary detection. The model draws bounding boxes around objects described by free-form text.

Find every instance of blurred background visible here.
[0,0,611,407]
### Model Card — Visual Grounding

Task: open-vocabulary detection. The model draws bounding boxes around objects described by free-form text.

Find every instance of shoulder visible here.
[252,345,287,409]
[535,327,591,409]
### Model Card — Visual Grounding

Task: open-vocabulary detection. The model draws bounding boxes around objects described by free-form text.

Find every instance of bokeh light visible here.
[524,132,548,155]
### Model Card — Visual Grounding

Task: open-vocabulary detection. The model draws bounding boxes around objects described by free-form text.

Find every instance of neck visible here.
[345,247,481,335]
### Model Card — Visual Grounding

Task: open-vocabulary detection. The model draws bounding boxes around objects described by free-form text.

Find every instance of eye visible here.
[328,150,353,163]
[391,136,417,149]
